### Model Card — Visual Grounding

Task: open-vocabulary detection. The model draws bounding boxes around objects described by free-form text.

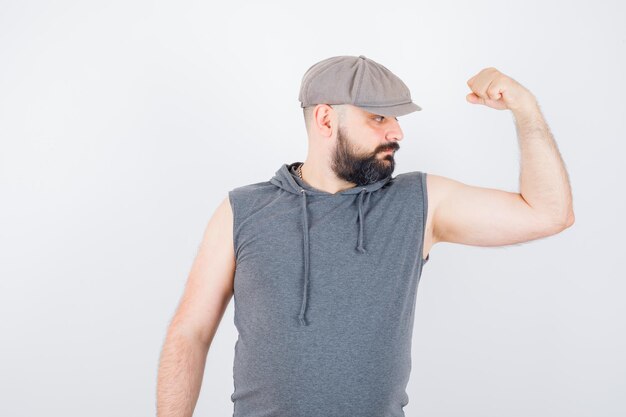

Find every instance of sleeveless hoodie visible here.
[228,161,430,417]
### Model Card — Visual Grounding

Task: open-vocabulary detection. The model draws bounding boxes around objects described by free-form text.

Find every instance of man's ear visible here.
[314,104,336,136]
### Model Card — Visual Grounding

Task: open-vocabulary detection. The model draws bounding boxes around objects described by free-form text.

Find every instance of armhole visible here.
[420,172,430,265]
[228,190,239,262]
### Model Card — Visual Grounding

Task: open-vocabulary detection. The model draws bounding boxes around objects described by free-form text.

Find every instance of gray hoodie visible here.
[228,161,429,417]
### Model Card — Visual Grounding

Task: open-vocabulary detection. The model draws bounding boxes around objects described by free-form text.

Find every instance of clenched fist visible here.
[466,67,537,112]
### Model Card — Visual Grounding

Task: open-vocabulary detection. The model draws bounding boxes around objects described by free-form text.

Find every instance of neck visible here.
[299,158,358,195]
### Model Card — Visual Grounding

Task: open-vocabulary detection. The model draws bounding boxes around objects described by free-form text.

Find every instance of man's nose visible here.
[386,119,404,141]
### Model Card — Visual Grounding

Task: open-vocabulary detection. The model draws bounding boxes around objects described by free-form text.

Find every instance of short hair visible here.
[303,104,347,134]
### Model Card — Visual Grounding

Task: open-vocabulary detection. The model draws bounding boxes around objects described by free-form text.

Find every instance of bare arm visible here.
[513,99,575,227]
[428,69,575,248]
[156,331,210,417]
[156,196,236,417]
[427,99,575,247]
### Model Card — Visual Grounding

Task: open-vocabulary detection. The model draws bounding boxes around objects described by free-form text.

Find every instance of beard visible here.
[330,125,398,186]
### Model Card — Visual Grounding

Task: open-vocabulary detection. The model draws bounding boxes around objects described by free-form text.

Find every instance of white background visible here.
[1,1,624,416]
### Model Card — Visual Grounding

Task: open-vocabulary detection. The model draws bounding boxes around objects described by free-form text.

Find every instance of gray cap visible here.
[298,54,422,117]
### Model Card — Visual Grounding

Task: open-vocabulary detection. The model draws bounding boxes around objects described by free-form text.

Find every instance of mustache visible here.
[378,144,399,153]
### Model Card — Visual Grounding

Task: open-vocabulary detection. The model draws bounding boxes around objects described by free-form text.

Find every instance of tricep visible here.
[168,196,236,347]
[428,173,571,248]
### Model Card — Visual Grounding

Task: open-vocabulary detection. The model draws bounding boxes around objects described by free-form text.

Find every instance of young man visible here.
[157,55,574,417]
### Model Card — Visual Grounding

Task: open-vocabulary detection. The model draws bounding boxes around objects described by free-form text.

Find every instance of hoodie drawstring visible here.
[298,188,310,326]
[297,187,368,326]
[356,188,367,254]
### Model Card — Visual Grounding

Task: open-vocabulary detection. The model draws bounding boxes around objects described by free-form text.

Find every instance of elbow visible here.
[552,210,575,232]
[564,210,575,228]
[539,209,575,235]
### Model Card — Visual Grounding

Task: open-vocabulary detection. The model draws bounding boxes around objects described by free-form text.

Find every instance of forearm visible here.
[157,330,210,417]
[512,98,575,226]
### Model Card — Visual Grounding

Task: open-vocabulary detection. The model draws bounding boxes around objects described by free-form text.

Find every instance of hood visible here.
[269,162,393,326]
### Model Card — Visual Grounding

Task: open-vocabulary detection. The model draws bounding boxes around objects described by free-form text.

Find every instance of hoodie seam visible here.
[420,172,430,265]
[228,190,239,262]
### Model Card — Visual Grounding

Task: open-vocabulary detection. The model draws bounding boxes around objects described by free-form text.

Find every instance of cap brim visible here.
[356,101,422,117]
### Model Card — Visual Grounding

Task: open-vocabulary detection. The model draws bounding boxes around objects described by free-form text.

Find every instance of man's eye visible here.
[374,115,398,122]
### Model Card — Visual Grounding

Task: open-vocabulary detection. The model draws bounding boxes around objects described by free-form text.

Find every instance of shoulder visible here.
[389,170,421,186]
[393,171,438,262]
[391,171,428,194]
[228,180,275,203]
[393,171,423,181]
[229,180,274,195]
[393,171,450,201]
[228,180,276,219]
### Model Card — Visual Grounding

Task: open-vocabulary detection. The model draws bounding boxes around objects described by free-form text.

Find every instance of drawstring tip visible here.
[356,245,366,254]
[299,316,308,326]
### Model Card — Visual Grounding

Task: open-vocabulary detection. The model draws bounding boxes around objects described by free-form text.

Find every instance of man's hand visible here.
[466,67,536,113]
